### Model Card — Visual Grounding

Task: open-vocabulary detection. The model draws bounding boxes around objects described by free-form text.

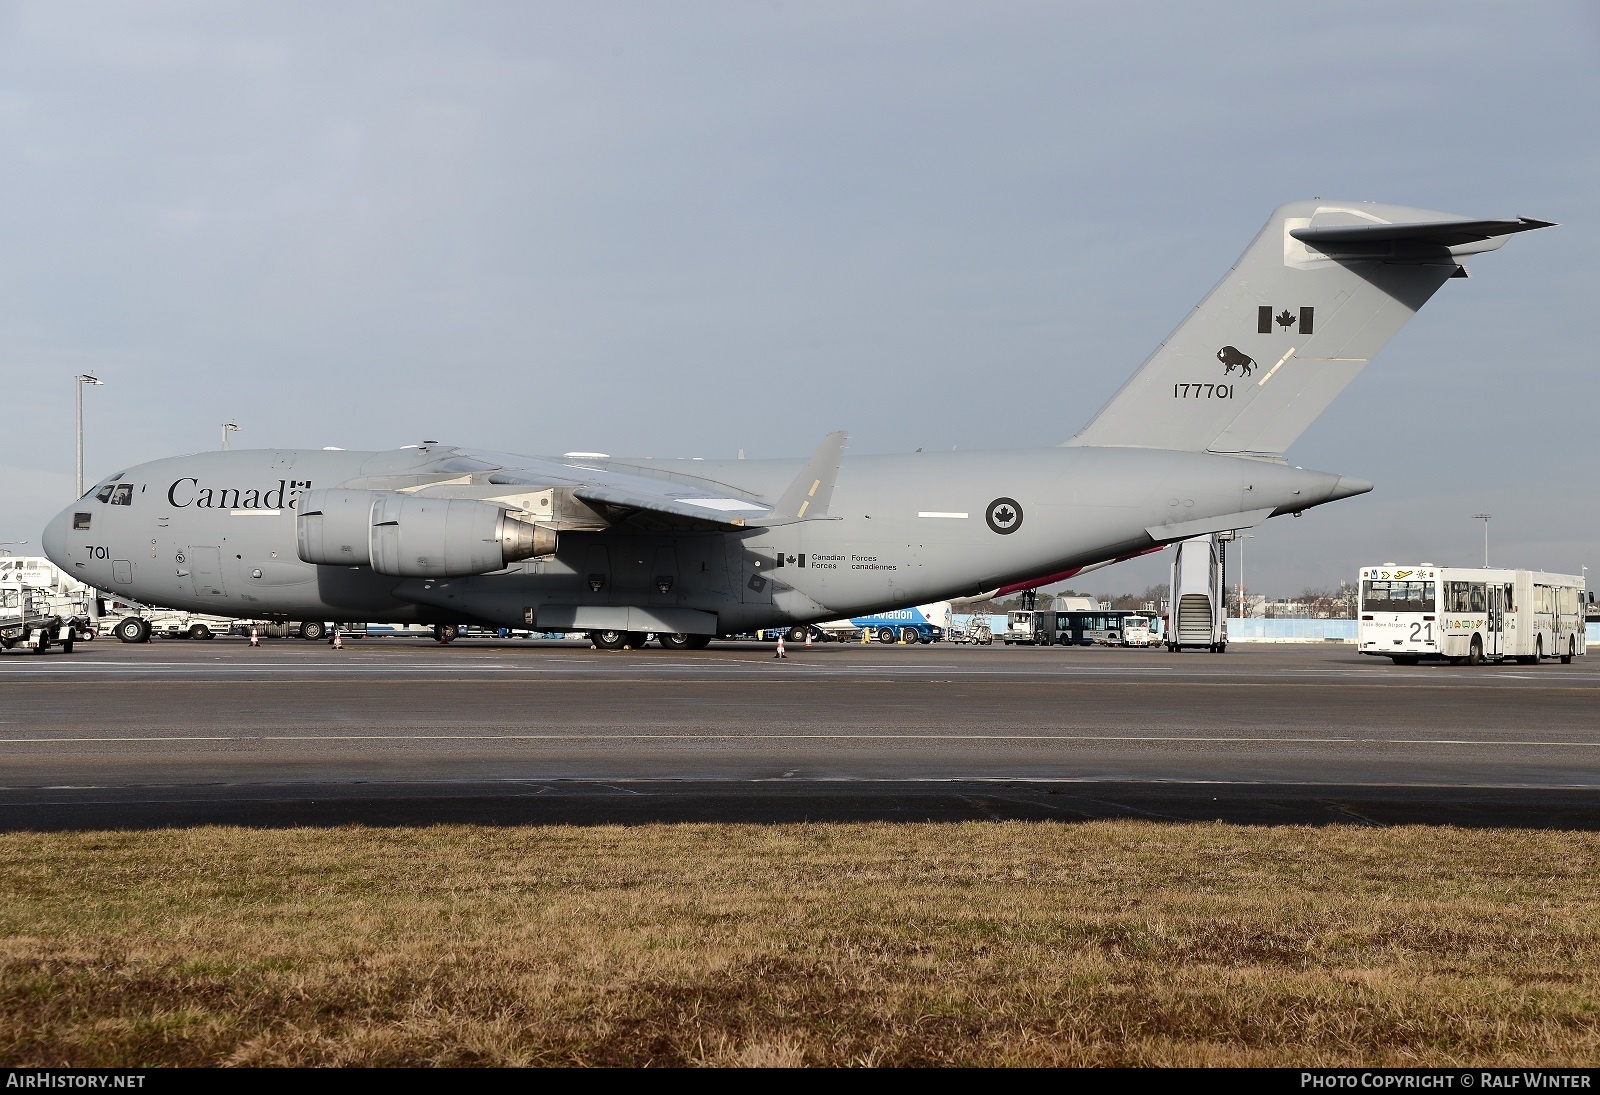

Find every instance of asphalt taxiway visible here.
[2,638,1597,829]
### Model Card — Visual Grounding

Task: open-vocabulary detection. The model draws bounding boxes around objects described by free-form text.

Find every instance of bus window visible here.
[1365,580,1436,613]
[1469,584,1486,613]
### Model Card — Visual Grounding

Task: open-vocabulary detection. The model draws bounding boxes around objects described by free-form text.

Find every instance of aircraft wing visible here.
[439,433,846,533]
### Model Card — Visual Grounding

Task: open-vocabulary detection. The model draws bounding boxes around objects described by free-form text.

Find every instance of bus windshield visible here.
[1363,580,1435,614]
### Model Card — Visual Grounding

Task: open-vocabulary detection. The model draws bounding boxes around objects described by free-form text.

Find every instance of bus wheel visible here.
[1562,637,1575,665]
[1467,635,1483,666]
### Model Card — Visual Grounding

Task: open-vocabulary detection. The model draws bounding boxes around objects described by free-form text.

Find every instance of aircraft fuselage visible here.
[44,444,1365,634]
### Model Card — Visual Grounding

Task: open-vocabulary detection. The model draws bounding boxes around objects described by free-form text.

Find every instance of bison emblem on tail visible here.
[1216,345,1255,377]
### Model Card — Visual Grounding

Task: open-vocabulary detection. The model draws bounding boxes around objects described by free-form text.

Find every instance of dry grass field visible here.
[2,821,1598,1067]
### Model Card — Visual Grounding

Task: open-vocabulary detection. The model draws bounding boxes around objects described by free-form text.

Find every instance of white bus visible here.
[1358,565,1586,666]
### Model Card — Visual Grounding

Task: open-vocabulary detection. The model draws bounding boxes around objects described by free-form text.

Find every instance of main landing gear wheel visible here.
[301,620,327,642]
[434,623,460,644]
[658,633,713,650]
[115,617,150,643]
[591,629,628,650]
[786,626,807,643]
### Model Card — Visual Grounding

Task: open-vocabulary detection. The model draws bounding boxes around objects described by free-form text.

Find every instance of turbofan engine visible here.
[296,488,556,578]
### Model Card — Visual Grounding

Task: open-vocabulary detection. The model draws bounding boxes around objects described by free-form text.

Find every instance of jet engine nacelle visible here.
[296,488,555,578]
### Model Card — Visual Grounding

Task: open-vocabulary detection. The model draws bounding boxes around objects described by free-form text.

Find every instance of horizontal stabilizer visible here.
[1291,216,1554,250]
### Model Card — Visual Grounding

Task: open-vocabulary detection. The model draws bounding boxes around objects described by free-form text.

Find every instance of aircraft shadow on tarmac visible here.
[6,781,1600,832]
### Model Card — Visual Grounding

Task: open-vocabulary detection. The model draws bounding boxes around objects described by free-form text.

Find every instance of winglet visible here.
[767,431,847,523]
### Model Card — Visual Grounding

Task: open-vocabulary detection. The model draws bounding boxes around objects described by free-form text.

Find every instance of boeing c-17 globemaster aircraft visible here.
[42,200,1549,648]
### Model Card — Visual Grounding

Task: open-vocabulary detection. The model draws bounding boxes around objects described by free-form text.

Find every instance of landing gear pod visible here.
[297,489,556,577]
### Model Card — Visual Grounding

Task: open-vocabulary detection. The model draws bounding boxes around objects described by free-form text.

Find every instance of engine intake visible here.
[297,489,555,577]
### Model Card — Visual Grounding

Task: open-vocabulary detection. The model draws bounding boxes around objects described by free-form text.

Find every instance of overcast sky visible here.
[2,1,1596,595]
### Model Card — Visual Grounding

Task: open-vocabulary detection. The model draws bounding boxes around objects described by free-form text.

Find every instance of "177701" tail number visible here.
[1174,383,1235,399]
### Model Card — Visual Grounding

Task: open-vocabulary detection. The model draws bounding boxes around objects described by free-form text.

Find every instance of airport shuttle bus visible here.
[1358,565,1586,666]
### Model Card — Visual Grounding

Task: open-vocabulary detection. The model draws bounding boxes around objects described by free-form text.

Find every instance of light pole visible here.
[222,421,240,450]
[1474,513,1492,568]
[74,374,103,496]
[1237,533,1255,618]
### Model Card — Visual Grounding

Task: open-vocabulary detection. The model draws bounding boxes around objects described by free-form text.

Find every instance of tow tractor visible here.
[0,582,85,655]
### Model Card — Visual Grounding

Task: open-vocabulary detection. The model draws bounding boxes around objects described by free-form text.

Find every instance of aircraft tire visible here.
[301,621,327,642]
[787,626,807,642]
[591,630,628,650]
[115,617,148,644]
[623,631,648,649]
[684,634,712,649]
[659,633,692,650]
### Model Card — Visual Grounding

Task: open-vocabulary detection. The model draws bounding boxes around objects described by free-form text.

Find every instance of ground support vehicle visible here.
[1169,535,1226,652]
[952,617,994,645]
[0,584,84,654]
[1358,565,1586,665]
[1118,614,1156,647]
[812,602,952,644]
[1003,610,1055,645]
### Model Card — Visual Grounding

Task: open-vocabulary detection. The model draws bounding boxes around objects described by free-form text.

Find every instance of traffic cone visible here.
[249,627,259,647]
[804,629,813,649]
[775,634,786,659]
[333,630,343,650]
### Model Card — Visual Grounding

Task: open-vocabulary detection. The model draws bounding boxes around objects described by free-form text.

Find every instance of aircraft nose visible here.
[41,507,70,567]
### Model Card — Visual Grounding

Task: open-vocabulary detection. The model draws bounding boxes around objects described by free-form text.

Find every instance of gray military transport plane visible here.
[43,200,1548,649]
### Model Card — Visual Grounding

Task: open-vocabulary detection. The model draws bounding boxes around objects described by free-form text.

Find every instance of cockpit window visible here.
[94,484,115,503]
[110,484,134,506]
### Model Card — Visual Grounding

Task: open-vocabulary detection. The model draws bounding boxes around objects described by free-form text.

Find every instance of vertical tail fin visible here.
[1067,201,1550,456]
